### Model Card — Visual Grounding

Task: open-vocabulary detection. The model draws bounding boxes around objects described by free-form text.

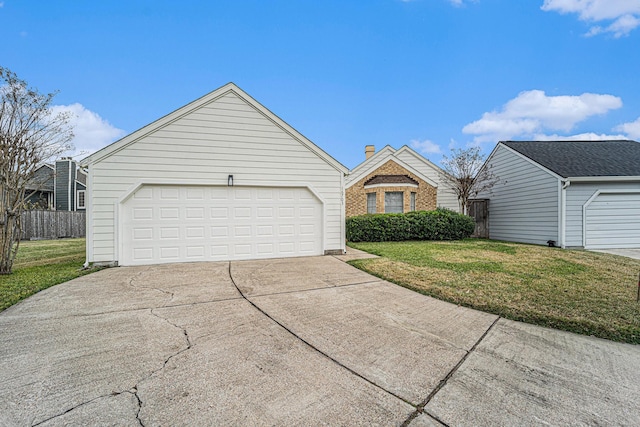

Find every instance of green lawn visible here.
[0,238,95,312]
[349,239,640,344]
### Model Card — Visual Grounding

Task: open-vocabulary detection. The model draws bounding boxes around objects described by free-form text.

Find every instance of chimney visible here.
[365,145,375,159]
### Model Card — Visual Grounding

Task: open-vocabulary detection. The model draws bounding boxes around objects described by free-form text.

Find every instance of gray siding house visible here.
[479,140,640,249]
[26,159,87,211]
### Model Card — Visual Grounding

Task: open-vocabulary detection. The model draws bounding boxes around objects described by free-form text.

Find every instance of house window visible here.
[367,193,376,214]
[385,192,403,213]
[76,190,86,210]
[410,192,416,211]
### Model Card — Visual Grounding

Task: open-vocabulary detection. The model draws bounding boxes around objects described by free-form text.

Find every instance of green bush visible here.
[346,208,475,242]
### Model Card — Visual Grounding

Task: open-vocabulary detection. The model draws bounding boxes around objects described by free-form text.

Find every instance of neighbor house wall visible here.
[395,150,460,212]
[87,91,344,263]
[54,160,71,211]
[478,145,560,245]
[565,181,640,248]
[345,160,436,217]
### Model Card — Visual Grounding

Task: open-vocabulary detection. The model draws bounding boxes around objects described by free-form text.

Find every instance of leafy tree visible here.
[440,146,498,215]
[0,67,73,274]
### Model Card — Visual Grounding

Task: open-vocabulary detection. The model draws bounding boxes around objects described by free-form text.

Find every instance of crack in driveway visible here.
[227,261,417,409]
[29,305,193,427]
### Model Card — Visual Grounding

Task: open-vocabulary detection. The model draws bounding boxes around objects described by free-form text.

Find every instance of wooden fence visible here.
[20,210,86,240]
[468,199,489,239]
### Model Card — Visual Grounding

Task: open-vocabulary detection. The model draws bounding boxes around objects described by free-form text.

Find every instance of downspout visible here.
[83,163,92,269]
[341,172,346,254]
[560,179,570,248]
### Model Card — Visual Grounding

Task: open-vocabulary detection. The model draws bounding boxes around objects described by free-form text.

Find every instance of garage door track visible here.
[1,256,639,426]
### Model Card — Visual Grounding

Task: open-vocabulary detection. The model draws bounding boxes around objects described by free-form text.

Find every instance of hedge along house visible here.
[345,145,459,217]
[80,83,348,266]
[478,140,640,249]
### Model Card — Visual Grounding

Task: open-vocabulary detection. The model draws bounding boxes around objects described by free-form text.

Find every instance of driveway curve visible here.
[1,255,638,426]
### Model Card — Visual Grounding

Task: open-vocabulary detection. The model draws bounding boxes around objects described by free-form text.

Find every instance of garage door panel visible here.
[585,192,640,249]
[122,185,323,266]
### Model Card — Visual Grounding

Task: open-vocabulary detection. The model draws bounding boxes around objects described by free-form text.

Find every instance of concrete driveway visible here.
[592,248,640,260]
[1,255,639,426]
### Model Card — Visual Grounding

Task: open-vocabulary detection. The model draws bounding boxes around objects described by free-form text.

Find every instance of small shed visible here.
[81,83,348,266]
[479,140,640,249]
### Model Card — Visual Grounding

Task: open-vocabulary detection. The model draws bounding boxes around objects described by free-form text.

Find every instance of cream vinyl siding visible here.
[395,150,460,211]
[478,145,559,245]
[88,91,344,263]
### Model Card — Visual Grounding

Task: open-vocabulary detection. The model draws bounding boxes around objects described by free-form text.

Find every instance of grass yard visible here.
[348,239,640,344]
[0,238,94,312]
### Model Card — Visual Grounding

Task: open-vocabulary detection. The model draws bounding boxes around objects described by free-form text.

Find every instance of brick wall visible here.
[345,160,437,217]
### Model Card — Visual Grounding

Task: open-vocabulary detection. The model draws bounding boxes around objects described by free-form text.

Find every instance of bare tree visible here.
[0,67,73,274]
[440,147,498,215]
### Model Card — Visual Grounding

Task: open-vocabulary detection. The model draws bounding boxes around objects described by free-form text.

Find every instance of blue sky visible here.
[2,0,640,168]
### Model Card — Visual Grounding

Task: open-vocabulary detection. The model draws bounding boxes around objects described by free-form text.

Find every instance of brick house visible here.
[345,145,459,217]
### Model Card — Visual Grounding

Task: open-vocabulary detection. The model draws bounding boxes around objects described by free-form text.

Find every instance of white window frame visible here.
[367,193,376,214]
[384,191,404,213]
[76,190,86,210]
[410,192,416,211]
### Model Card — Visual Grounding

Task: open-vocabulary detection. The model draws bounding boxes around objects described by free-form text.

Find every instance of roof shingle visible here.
[501,140,640,178]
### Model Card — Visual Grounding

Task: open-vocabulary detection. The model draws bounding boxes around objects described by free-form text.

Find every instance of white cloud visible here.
[541,0,640,37]
[410,139,442,154]
[614,116,640,139]
[49,103,126,160]
[462,90,622,143]
[532,132,628,141]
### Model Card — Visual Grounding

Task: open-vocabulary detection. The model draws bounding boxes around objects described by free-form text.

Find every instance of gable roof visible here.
[80,83,348,174]
[501,140,640,178]
[346,145,440,188]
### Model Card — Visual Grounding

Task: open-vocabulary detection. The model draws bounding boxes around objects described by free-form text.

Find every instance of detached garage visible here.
[478,140,640,249]
[81,83,348,266]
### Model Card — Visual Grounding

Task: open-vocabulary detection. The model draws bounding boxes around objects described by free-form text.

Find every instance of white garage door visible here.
[120,185,323,266]
[585,192,640,249]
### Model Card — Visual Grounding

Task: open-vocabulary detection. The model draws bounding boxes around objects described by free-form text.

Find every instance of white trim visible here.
[348,145,397,178]
[559,180,567,248]
[582,189,640,248]
[340,173,346,253]
[85,164,93,266]
[76,189,86,210]
[346,155,439,188]
[81,83,348,175]
[116,178,328,206]
[364,183,419,189]
[396,145,449,176]
[567,176,640,182]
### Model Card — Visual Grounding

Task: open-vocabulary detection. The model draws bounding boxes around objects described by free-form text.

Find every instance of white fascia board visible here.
[346,150,439,189]
[566,176,640,183]
[395,145,447,174]
[347,145,398,179]
[80,83,349,175]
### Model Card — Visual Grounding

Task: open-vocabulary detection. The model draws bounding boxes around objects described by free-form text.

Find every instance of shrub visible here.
[346,208,475,242]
